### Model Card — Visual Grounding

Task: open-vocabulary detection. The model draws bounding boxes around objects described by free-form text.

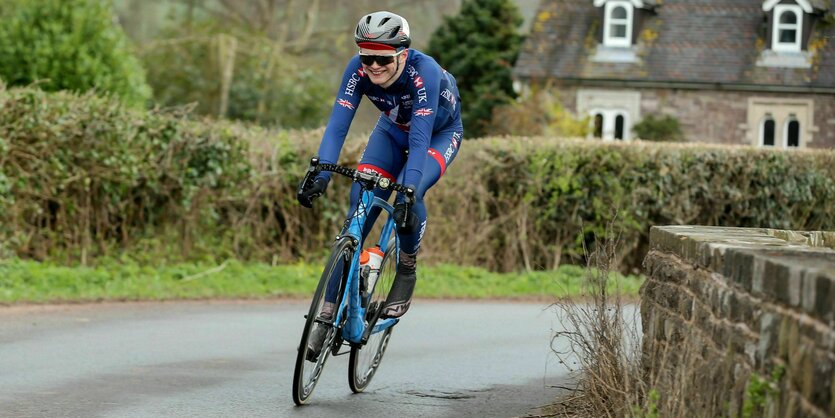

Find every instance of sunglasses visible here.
[359,50,404,66]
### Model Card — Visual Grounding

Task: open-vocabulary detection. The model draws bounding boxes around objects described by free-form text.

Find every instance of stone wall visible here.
[552,85,835,148]
[642,226,835,417]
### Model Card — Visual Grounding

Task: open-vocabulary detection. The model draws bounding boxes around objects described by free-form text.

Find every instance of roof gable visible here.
[593,0,657,8]
[763,0,814,13]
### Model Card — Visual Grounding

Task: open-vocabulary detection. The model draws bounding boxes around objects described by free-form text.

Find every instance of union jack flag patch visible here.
[414,108,433,116]
[337,99,355,110]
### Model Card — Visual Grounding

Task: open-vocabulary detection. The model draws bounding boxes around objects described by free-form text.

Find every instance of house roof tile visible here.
[515,0,835,89]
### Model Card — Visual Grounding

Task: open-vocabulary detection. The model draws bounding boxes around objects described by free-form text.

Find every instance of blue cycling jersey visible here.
[317,49,462,188]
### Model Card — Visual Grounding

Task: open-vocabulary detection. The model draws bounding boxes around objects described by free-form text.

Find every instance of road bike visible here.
[292,157,414,405]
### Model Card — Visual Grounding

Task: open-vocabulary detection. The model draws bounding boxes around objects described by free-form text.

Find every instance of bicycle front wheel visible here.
[348,239,397,393]
[292,236,352,405]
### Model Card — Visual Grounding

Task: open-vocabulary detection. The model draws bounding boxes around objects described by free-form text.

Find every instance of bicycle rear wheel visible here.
[292,236,352,405]
[348,238,397,393]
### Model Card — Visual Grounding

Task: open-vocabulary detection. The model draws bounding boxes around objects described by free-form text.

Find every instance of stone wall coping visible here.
[649,226,835,323]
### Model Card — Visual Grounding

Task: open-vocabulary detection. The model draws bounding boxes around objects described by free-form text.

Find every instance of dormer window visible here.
[758,0,823,68]
[772,4,803,52]
[592,0,657,62]
[604,1,633,47]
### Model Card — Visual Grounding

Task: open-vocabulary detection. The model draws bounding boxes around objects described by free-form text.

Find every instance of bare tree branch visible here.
[291,0,319,51]
[266,0,281,37]
[215,0,252,27]
[278,0,295,44]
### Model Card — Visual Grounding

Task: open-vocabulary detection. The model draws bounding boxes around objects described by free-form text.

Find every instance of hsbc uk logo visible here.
[452,131,462,149]
[444,142,455,162]
[441,89,456,108]
[344,72,361,96]
[414,108,433,116]
[337,99,355,110]
[407,66,428,104]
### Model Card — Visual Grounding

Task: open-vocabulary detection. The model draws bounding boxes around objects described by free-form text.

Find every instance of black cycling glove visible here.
[393,201,419,233]
[297,176,329,208]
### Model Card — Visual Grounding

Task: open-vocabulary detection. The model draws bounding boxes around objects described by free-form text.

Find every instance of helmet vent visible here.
[355,11,410,48]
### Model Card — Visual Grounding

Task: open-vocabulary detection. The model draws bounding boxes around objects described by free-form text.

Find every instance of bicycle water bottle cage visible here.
[359,265,370,308]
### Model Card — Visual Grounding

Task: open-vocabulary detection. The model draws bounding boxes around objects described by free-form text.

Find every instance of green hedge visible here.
[1,85,833,272]
[0,85,251,261]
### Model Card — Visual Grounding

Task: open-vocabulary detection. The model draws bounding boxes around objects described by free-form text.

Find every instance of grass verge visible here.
[0,258,643,304]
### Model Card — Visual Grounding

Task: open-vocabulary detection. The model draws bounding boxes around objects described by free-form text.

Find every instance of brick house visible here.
[513,0,835,148]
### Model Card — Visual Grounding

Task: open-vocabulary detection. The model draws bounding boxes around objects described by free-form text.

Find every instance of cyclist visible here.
[297,10,463,355]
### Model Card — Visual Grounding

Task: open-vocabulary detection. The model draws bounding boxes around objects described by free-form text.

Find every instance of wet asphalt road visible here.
[0,300,575,417]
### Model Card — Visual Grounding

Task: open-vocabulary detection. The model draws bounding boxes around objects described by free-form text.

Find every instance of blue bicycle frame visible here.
[332,187,400,344]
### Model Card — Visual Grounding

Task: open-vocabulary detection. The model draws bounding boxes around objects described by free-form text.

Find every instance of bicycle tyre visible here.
[292,236,353,405]
[348,238,397,393]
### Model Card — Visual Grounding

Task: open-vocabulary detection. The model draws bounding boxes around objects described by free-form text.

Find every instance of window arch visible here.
[614,114,625,140]
[587,109,632,141]
[785,116,800,147]
[773,5,803,52]
[593,114,604,138]
[760,115,775,146]
[604,1,633,47]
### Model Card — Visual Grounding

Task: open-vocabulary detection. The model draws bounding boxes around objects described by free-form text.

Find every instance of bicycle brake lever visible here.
[404,187,416,205]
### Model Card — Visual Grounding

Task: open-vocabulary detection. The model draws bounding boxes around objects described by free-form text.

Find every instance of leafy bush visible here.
[0,84,250,262]
[1,85,834,272]
[489,85,589,137]
[633,114,684,141]
[0,0,151,107]
[427,0,523,138]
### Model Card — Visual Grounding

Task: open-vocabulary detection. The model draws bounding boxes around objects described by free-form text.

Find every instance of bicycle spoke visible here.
[349,237,397,393]
[292,237,352,405]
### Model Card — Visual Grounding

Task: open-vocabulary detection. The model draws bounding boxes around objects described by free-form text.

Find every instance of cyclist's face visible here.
[359,48,406,86]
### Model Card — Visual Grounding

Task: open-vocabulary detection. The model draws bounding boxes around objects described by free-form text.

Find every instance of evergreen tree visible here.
[427,0,523,138]
[0,0,151,107]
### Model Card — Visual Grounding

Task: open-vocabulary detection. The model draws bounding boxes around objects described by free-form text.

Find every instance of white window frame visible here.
[603,1,633,48]
[759,115,776,147]
[783,116,801,148]
[589,108,631,141]
[578,89,640,141]
[747,97,814,149]
[772,4,803,52]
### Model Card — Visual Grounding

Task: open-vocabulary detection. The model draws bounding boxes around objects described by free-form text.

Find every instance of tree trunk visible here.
[216,34,238,118]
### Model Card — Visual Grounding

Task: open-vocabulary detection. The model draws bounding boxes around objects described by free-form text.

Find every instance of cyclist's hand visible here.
[297,176,329,208]
[393,201,419,233]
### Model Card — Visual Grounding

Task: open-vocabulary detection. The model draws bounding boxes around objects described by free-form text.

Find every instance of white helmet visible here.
[355,11,411,51]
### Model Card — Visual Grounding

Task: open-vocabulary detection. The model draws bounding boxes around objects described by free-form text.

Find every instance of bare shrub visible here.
[544,219,648,417]
[541,220,729,417]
